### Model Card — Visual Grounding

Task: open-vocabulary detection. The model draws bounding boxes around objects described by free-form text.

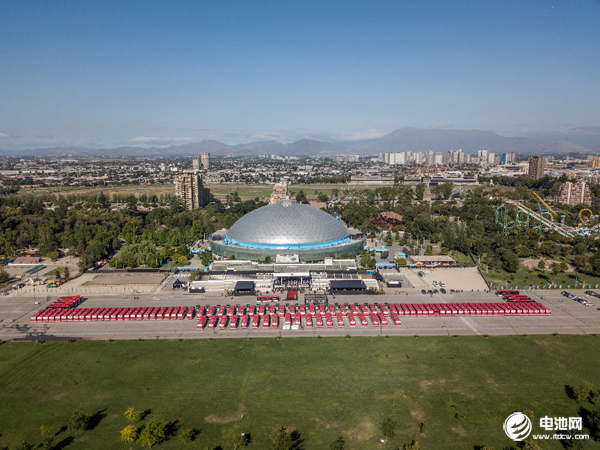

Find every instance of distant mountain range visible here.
[2,127,599,157]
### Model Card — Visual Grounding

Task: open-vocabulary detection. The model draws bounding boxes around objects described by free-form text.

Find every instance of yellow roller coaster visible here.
[531,191,558,218]
[577,208,593,226]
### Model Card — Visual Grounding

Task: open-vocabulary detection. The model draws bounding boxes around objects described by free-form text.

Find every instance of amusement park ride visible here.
[495,191,599,237]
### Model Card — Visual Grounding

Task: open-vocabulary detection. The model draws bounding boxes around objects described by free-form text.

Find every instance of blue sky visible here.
[1,0,599,149]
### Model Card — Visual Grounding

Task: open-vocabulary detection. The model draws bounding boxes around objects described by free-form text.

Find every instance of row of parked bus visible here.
[195,301,551,320]
[46,295,84,309]
[496,291,538,303]
[197,311,401,330]
[31,306,197,322]
[31,299,551,325]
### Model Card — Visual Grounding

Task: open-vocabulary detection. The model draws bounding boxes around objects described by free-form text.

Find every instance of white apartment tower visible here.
[201,152,210,170]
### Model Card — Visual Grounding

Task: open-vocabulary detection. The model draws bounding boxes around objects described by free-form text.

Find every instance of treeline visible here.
[0,193,267,271]
[337,185,600,276]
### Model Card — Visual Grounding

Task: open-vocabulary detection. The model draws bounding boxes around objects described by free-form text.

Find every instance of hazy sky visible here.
[1,0,600,149]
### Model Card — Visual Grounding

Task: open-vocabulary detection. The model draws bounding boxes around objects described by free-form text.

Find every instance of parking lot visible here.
[2,288,600,341]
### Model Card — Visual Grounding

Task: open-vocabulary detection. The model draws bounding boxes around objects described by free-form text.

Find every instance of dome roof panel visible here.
[227,201,348,245]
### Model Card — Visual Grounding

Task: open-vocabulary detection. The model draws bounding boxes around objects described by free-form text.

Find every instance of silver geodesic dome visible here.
[227,200,348,245]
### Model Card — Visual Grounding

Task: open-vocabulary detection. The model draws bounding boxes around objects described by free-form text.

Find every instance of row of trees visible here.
[0,189,269,271]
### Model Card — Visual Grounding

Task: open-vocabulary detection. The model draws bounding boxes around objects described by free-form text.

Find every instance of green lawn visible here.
[0,336,599,449]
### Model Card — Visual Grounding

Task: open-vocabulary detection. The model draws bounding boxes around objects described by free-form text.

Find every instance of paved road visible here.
[2,289,599,341]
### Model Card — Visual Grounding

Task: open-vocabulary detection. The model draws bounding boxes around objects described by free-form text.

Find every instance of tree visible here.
[380,418,396,441]
[201,251,212,267]
[120,425,138,443]
[403,440,420,450]
[295,190,308,204]
[573,381,594,400]
[124,407,139,421]
[540,242,557,257]
[317,192,329,203]
[64,267,70,279]
[46,251,60,261]
[580,260,592,285]
[439,182,454,200]
[178,428,194,445]
[329,436,345,450]
[501,251,520,273]
[551,262,561,284]
[537,259,546,272]
[188,269,202,282]
[521,439,541,450]
[137,419,166,448]
[269,426,294,450]
[415,183,426,201]
[573,242,587,255]
[0,270,9,284]
[514,245,531,258]
[68,409,90,438]
[176,255,189,265]
[232,429,251,449]
[40,425,54,450]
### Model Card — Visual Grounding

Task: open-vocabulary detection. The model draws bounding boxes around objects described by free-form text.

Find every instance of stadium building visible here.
[209,200,365,262]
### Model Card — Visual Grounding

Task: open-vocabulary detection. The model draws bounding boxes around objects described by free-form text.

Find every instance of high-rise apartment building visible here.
[477,149,489,165]
[201,152,210,170]
[192,157,200,171]
[528,156,546,179]
[333,155,359,163]
[556,181,592,206]
[270,181,290,204]
[502,152,516,164]
[588,156,600,168]
[174,172,211,210]
[448,149,472,164]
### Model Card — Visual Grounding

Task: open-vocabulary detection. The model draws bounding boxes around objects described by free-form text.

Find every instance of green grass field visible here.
[1,336,599,449]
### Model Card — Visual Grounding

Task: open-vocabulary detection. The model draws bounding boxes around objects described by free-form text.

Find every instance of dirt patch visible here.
[344,420,376,441]
[522,258,575,272]
[104,413,119,423]
[42,391,69,401]
[419,380,433,390]
[84,273,166,286]
[486,375,499,388]
[325,421,341,429]
[204,406,245,424]
[452,424,468,436]
[419,379,446,391]
[375,390,407,400]
[410,409,426,422]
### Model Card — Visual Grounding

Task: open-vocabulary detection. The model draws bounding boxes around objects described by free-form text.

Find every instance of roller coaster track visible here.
[496,201,600,237]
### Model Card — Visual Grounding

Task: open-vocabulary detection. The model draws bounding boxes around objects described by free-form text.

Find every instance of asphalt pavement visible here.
[2,288,600,341]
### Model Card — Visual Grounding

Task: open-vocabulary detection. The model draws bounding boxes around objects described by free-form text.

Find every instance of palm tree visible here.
[551,262,560,285]
[580,261,592,287]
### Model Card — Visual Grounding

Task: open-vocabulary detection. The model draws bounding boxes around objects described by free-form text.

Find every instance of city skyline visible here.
[1,0,600,151]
